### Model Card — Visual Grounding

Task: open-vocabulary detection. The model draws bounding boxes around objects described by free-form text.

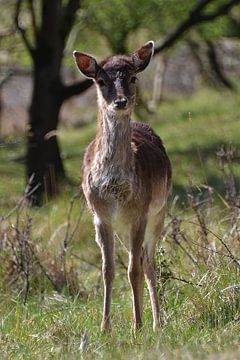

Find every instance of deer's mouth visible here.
[113,97,128,110]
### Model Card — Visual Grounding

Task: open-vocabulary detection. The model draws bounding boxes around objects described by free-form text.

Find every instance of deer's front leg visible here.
[95,217,115,332]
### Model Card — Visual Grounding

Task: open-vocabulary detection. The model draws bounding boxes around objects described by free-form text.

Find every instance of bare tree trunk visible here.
[14,0,93,204]
[148,57,166,112]
[206,40,235,90]
[27,72,65,204]
[25,0,64,204]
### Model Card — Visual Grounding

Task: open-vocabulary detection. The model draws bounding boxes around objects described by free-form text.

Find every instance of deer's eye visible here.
[97,79,106,87]
[130,76,137,84]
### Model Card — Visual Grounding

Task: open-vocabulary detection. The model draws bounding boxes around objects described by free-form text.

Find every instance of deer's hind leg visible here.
[128,220,146,332]
[94,216,115,332]
[143,207,166,331]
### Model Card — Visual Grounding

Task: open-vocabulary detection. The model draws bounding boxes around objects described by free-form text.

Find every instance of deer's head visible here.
[73,41,154,116]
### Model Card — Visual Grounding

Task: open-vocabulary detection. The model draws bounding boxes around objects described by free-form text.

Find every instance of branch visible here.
[0,4,18,40]
[206,39,235,90]
[0,71,13,90]
[154,0,240,55]
[61,0,81,44]
[0,27,16,40]
[198,0,240,21]
[15,0,35,57]
[27,0,38,43]
[61,78,93,100]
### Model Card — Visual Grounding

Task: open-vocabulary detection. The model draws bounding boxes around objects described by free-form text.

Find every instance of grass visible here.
[0,254,240,359]
[0,87,240,359]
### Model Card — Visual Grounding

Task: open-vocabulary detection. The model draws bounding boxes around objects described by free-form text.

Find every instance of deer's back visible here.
[131,122,171,191]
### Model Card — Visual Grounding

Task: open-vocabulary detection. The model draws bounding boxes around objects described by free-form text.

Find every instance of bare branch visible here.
[198,0,240,21]
[60,193,84,283]
[188,220,240,269]
[73,254,101,270]
[15,0,35,57]
[170,275,203,287]
[206,39,235,90]
[27,0,38,43]
[0,71,13,90]
[28,244,61,292]
[0,177,40,223]
[61,78,93,100]
[61,0,81,44]
[154,0,240,55]
[0,27,16,39]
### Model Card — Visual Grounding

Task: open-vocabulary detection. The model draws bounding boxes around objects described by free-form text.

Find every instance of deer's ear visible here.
[131,41,154,73]
[73,51,98,79]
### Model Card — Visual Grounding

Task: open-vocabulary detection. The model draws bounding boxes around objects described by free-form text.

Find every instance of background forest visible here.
[0,0,240,358]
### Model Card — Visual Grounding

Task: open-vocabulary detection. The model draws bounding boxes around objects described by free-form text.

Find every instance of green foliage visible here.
[72,0,240,60]
[80,0,152,53]
[197,15,238,41]
[0,0,32,67]
[1,0,239,68]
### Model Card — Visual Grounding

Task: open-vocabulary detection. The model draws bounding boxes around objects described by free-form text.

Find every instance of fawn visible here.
[74,41,172,332]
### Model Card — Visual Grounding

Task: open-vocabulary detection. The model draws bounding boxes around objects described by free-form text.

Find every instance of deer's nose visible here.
[114,97,128,109]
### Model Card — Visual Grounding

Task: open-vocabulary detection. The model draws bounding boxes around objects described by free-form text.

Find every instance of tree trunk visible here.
[25,0,65,204]
[206,40,235,90]
[15,0,93,205]
[27,64,65,204]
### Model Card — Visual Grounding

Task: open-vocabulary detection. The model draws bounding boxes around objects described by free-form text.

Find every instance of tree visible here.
[80,0,239,107]
[13,0,239,204]
[81,0,151,54]
[152,0,240,90]
[153,0,240,54]
[15,0,92,204]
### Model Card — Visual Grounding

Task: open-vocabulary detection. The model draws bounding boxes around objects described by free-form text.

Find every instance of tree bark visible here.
[27,71,64,204]
[24,0,63,203]
[206,40,235,90]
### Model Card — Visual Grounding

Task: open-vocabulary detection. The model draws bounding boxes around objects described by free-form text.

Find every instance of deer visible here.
[73,41,172,333]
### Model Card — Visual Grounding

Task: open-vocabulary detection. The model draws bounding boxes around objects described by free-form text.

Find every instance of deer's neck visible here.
[95,110,133,172]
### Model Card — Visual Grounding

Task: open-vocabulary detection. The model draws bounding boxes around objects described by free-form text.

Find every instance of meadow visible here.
[0,87,240,359]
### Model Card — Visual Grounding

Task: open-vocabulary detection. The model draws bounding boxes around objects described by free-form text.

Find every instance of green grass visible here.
[153,88,240,202]
[0,261,240,359]
[0,88,240,359]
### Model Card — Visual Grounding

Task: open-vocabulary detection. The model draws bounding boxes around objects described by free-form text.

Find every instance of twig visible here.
[15,0,35,57]
[22,214,32,304]
[60,193,84,284]
[0,71,13,90]
[187,220,240,269]
[170,275,203,287]
[28,244,61,292]
[27,0,38,42]
[117,253,128,270]
[72,254,101,270]
[168,214,200,268]
[0,180,40,223]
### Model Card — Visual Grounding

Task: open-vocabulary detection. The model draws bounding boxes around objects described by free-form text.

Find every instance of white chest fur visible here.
[88,165,135,203]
